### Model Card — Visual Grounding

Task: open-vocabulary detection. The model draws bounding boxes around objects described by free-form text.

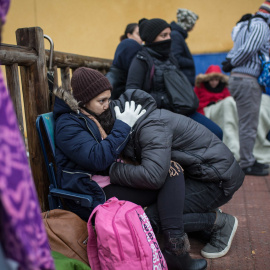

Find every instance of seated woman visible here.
[126,18,223,140]
[195,65,270,171]
[106,23,142,99]
[53,67,207,270]
[194,65,231,115]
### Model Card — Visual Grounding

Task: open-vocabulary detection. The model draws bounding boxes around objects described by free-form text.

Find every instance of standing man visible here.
[170,8,199,86]
[222,1,270,176]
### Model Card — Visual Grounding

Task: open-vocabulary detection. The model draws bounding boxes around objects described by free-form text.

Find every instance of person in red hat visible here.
[194,65,231,115]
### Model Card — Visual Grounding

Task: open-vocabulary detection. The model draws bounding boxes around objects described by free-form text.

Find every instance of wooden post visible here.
[16,27,50,211]
[5,63,25,139]
[61,66,71,91]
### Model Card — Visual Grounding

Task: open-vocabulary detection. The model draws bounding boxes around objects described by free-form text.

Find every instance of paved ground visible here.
[189,171,270,270]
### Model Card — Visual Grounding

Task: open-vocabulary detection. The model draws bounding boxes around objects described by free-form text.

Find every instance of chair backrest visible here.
[36,112,94,211]
[40,112,55,157]
[36,112,57,187]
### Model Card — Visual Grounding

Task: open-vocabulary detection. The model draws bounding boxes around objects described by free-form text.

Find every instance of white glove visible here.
[114,101,146,128]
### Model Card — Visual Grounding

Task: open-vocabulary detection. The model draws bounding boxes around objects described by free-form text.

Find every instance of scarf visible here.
[146,39,172,58]
[80,108,108,139]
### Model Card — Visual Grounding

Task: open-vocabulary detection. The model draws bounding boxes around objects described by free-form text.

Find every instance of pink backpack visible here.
[87,197,168,270]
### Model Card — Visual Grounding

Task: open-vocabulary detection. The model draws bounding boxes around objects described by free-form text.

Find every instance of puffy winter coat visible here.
[110,89,244,196]
[53,88,131,220]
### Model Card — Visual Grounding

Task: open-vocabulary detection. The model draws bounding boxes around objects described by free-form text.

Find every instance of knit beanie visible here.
[259,0,270,13]
[176,9,199,31]
[71,67,112,105]
[139,18,170,43]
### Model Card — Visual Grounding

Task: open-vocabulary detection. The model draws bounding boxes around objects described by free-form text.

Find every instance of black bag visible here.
[163,69,199,115]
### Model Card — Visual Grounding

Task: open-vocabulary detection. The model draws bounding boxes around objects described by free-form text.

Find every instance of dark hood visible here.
[112,39,142,71]
[110,89,157,127]
[170,21,188,39]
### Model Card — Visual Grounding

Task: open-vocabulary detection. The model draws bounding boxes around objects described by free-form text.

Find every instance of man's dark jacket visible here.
[170,21,196,86]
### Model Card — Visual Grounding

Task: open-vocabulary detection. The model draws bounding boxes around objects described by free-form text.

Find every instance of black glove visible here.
[222,59,234,73]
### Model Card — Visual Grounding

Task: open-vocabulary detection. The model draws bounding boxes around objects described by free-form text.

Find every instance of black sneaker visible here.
[254,161,269,170]
[201,212,238,259]
[242,162,269,176]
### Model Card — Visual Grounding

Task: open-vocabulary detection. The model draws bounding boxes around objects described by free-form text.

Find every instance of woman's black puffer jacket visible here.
[110,89,244,196]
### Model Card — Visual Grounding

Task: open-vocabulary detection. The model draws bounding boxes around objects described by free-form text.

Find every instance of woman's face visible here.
[127,26,142,44]
[84,90,111,116]
[154,27,171,42]
[209,78,220,88]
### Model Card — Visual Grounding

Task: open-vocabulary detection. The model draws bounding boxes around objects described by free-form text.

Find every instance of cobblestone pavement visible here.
[189,172,270,270]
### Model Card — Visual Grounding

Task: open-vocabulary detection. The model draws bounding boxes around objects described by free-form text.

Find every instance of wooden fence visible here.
[0,27,112,210]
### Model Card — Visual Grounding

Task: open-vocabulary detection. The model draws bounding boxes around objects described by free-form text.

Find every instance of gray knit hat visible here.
[176,9,199,31]
[71,67,112,105]
[139,18,171,43]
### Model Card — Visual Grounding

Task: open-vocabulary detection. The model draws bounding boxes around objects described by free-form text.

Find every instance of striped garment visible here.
[227,12,270,78]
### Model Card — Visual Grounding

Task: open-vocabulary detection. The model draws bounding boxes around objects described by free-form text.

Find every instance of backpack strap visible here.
[258,51,264,61]
[87,206,101,270]
[248,14,269,31]
[149,63,155,89]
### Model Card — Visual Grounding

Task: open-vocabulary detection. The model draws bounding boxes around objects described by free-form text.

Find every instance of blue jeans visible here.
[183,178,233,232]
[189,111,223,140]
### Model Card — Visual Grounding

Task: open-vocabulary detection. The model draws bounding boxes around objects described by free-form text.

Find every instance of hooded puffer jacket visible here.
[110,89,244,196]
[53,88,131,219]
[194,65,231,115]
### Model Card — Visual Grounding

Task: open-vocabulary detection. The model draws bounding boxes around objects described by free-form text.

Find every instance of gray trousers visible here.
[228,74,263,168]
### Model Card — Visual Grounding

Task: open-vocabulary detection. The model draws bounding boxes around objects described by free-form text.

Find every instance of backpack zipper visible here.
[126,207,141,259]
[112,204,140,261]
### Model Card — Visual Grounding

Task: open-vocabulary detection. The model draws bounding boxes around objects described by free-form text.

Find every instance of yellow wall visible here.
[3,0,264,59]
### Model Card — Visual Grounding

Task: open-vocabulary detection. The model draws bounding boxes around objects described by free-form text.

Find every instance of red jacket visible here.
[194,65,230,115]
[194,84,231,115]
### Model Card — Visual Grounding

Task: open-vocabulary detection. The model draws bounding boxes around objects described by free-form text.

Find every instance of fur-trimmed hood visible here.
[54,87,79,111]
[195,65,229,87]
[53,87,81,120]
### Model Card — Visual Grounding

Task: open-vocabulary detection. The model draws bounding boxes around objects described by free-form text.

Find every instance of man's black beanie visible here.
[139,18,171,43]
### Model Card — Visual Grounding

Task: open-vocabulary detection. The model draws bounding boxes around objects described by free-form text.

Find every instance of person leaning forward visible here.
[109,89,244,260]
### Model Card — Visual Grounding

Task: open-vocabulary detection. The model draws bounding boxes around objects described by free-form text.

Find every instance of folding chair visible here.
[36,112,93,210]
